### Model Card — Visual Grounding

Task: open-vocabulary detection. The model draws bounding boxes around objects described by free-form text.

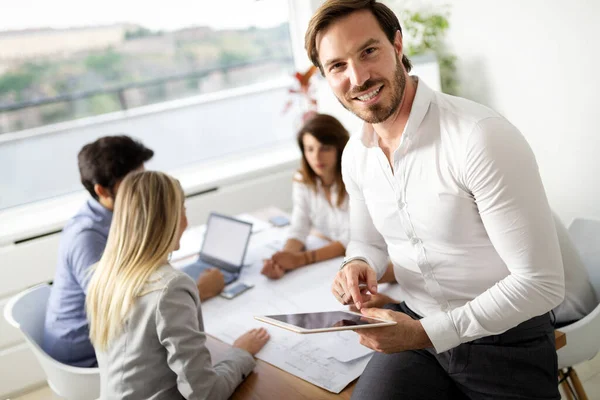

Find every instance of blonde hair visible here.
[86,170,184,351]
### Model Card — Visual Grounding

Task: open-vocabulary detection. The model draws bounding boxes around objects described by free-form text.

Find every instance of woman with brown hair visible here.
[261,113,350,279]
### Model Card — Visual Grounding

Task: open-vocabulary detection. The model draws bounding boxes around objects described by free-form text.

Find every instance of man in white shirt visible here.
[305,1,565,399]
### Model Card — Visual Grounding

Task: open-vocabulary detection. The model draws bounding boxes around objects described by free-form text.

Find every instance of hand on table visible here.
[233,328,270,355]
[355,308,432,353]
[261,251,304,279]
[197,268,225,300]
[272,251,304,270]
[261,259,285,279]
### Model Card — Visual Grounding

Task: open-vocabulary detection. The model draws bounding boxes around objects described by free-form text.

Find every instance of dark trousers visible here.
[352,302,559,400]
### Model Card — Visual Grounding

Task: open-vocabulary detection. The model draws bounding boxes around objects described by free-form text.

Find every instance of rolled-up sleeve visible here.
[156,275,256,400]
[420,117,565,353]
[342,141,390,278]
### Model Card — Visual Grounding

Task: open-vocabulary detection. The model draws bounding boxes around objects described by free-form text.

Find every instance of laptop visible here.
[180,212,253,284]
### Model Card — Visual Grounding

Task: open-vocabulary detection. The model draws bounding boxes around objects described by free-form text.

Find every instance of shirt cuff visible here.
[419,312,461,354]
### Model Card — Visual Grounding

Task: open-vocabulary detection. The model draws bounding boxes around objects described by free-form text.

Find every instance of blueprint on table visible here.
[198,226,375,393]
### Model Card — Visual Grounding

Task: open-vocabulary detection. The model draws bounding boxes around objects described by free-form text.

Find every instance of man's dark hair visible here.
[78,135,154,200]
[305,0,412,75]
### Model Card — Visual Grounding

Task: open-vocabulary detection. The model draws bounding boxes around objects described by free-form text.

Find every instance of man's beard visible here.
[337,56,406,124]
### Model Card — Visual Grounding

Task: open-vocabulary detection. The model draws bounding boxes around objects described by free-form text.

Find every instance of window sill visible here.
[0,142,300,246]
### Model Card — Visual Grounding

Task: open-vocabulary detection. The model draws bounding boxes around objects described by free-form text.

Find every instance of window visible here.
[0,1,301,210]
[0,1,294,133]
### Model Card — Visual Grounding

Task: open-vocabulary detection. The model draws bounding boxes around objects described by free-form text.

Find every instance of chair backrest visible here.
[3,283,100,400]
[569,218,600,298]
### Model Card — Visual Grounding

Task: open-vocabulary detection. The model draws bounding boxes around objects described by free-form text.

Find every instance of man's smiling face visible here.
[317,9,406,124]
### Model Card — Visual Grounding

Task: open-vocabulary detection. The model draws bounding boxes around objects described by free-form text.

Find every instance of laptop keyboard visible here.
[180,259,238,284]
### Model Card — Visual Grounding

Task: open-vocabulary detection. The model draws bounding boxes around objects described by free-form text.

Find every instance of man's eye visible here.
[331,62,344,71]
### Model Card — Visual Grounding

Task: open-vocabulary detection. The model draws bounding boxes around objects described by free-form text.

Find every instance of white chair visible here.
[3,283,100,400]
[557,218,600,400]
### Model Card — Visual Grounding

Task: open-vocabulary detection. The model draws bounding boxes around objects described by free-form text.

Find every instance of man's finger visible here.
[332,281,346,304]
[365,267,378,295]
[357,333,377,350]
[345,271,363,310]
[362,294,374,308]
[360,307,391,320]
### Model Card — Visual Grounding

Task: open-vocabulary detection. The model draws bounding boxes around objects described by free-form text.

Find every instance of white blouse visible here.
[288,176,350,247]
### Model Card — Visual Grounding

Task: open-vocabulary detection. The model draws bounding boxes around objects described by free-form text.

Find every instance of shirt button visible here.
[398,200,406,210]
[410,237,421,246]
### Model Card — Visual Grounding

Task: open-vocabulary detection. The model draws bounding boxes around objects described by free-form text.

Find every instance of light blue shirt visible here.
[42,198,112,367]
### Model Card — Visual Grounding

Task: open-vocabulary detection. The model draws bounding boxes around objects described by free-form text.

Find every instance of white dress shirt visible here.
[343,78,565,353]
[288,175,350,247]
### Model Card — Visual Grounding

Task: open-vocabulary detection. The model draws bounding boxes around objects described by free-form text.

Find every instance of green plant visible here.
[391,4,458,95]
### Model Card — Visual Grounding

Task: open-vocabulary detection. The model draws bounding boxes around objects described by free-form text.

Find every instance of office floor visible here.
[10,353,600,400]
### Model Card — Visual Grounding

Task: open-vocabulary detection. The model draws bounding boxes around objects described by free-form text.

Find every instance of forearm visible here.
[283,238,305,252]
[296,241,345,268]
[345,240,389,279]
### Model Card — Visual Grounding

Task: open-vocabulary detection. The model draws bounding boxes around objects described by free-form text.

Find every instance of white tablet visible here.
[254,310,396,334]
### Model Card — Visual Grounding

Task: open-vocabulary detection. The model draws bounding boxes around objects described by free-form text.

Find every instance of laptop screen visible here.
[200,213,252,267]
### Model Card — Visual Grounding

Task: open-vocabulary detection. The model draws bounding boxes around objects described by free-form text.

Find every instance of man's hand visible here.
[332,260,378,310]
[197,268,225,301]
[261,259,285,280]
[356,308,433,353]
[349,293,398,312]
[272,251,304,270]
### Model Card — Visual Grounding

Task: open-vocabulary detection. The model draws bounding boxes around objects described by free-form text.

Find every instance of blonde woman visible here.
[86,171,269,400]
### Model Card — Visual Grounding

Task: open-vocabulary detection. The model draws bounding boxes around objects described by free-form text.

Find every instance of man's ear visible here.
[393,30,403,57]
[94,183,112,200]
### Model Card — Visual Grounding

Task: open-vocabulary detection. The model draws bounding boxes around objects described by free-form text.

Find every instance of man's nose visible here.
[347,61,370,88]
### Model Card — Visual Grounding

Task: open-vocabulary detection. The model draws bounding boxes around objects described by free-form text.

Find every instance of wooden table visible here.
[206,336,355,400]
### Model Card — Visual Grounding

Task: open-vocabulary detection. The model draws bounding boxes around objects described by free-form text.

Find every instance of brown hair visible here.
[305,0,412,75]
[78,135,154,200]
[296,114,350,207]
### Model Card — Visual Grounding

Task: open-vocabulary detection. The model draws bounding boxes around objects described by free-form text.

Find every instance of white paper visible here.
[317,331,374,362]
[195,226,374,393]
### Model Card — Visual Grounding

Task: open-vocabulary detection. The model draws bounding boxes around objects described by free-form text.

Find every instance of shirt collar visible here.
[87,197,113,224]
[359,76,434,148]
[316,178,337,190]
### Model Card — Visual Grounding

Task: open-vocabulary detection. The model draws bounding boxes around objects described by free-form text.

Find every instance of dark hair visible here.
[305,0,412,75]
[78,135,154,200]
[296,114,350,207]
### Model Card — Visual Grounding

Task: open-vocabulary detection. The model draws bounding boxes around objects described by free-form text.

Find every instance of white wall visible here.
[439,0,600,224]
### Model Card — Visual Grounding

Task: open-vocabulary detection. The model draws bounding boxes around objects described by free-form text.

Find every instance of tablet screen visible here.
[267,311,385,329]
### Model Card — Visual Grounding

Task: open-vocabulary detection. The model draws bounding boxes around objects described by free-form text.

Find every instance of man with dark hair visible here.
[42,135,224,367]
[308,1,565,399]
[42,135,155,367]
